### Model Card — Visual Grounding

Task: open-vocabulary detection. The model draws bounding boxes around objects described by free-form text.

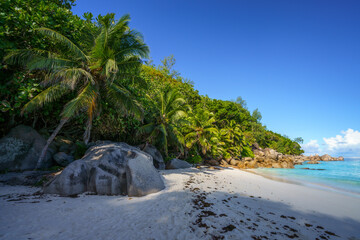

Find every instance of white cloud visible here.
[301,140,320,154]
[302,128,360,157]
[323,129,360,156]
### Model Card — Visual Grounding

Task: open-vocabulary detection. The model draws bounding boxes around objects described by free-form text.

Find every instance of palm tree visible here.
[5,14,149,168]
[137,88,188,157]
[184,109,221,157]
[220,119,246,157]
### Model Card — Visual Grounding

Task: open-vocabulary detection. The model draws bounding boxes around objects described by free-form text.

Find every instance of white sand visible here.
[0,167,359,240]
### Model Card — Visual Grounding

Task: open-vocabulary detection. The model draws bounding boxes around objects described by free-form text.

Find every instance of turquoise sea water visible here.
[255,158,360,197]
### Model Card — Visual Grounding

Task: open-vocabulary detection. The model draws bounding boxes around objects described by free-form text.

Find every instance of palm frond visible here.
[4,49,74,71]
[22,84,69,114]
[137,123,156,136]
[115,73,148,89]
[116,56,143,72]
[168,109,187,122]
[108,14,131,45]
[37,28,88,61]
[44,68,93,89]
[61,82,98,119]
[106,83,143,120]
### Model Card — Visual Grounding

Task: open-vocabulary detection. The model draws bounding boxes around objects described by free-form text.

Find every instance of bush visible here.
[74,141,87,159]
[186,154,202,164]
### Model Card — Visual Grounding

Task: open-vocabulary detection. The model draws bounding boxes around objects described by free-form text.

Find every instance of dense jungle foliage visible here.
[0,0,304,164]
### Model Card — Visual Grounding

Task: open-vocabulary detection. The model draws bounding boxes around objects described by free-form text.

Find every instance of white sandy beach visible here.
[0,167,359,240]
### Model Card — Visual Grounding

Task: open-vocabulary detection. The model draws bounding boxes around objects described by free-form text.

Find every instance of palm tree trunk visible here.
[83,119,92,145]
[36,118,69,169]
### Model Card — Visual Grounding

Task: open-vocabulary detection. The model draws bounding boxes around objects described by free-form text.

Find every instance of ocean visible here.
[254,158,360,197]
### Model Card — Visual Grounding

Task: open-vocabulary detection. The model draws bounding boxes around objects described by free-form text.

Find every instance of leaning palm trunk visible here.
[36,118,69,169]
[83,119,92,145]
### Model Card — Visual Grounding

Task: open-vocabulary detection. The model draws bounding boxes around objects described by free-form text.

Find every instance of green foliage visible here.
[137,88,188,156]
[186,154,202,164]
[0,0,98,134]
[164,153,179,163]
[184,109,220,157]
[74,141,87,159]
[0,72,42,117]
[4,13,149,144]
[235,96,247,109]
[1,3,304,162]
[252,108,262,123]
[138,58,304,159]
[0,0,96,63]
[241,145,254,158]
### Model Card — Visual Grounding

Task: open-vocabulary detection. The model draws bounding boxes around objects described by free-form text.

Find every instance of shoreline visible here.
[1,167,359,239]
[247,166,360,199]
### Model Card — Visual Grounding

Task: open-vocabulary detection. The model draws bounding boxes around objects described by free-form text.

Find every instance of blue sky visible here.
[72,0,360,157]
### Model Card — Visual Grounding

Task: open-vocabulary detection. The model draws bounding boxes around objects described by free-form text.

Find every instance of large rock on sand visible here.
[141,144,165,170]
[0,125,53,171]
[44,142,165,197]
[166,158,191,169]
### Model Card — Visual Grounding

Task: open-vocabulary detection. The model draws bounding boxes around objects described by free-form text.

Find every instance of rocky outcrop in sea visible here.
[212,143,343,169]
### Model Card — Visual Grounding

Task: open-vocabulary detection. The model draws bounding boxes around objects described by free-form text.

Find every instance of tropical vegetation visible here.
[1,0,304,168]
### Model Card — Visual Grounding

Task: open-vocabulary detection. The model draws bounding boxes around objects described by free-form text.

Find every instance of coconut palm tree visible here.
[184,109,221,157]
[137,88,188,157]
[220,119,246,157]
[5,14,149,168]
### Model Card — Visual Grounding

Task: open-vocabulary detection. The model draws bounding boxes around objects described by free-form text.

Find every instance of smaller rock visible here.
[53,152,74,167]
[272,163,281,168]
[207,159,220,166]
[142,144,165,170]
[243,157,253,161]
[247,160,258,168]
[0,171,52,186]
[320,154,332,161]
[301,168,325,170]
[126,153,165,197]
[253,149,264,157]
[166,158,192,169]
[229,159,240,166]
[307,160,320,164]
[0,125,54,171]
[237,161,245,168]
[220,160,229,167]
[252,143,260,150]
[280,161,289,168]
[58,140,73,153]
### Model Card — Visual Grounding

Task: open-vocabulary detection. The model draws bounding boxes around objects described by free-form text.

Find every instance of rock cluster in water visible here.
[209,143,343,169]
